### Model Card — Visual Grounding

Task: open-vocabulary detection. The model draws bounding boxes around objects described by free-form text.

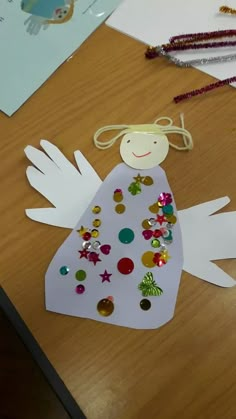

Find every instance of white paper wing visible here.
[179,197,236,287]
[25,140,102,228]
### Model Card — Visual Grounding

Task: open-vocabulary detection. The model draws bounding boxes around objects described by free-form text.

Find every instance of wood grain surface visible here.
[0,24,235,419]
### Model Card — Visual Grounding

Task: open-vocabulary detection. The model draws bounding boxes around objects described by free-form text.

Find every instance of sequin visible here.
[83,232,91,241]
[97,298,114,316]
[75,270,86,281]
[151,239,160,248]
[166,223,173,229]
[117,258,134,274]
[138,272,163,296]
[115,204,126,214]
[82,241,91,250]
[161,250,171,262]
[91,229,99,238]
[100,244,111,255]
[156,215,167,225]
[128,182,142,195]
[153,253,166,267]
[143,176,154,186]
[92,241,101,250]
[78,249,90,259]
[93,219,101,228]
[148,218,156,226]
[107,296,114,302]
[92,206,101,214]
[133,174,145,183]
[142,219,152,230]
[158,192,172,206]
[99,270,112,283]
[77,226,87,236]
[75,284,85,294]
[118,228,135,244]
[88,252,101,265]
[59,266,69,275]
[148,203,159,214]
[140,299,151,310]
[113,190,123,202]
[141,251,155,268]
[165,214,177,224]
[162,204,174,215]
[153,229,162,238]
[162,230,173,242]
[142,230,153,240]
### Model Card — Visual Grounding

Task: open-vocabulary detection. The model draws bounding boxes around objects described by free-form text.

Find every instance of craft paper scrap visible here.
[106,0,236,87]
[0,0,122,116]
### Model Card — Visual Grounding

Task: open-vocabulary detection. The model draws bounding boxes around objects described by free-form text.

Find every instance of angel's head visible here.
[120,132,169,169]
[93,115,193,169]
[48,0,75,24]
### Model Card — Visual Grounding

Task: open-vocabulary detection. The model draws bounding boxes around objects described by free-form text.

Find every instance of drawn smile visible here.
[132,151,151,158]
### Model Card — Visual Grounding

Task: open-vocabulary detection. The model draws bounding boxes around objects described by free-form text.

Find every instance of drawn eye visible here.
[127,140,131,143]
[58,14,62,18]
[64,10,67,14]
[154,141,157,144]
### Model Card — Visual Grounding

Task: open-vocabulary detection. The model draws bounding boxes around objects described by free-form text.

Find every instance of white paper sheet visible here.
[106,0,236,87]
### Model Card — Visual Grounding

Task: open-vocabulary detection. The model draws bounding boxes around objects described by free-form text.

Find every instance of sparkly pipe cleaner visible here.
[219,6,236,15]
[169,29,236,43]
[174,76,236,103]
[162,52,236,67]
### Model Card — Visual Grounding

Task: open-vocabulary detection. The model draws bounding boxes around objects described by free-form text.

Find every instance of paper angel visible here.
[24,116,235,330]
[21,0,75,35]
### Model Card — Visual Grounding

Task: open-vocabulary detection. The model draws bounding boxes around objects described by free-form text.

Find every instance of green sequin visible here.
[128,182,142,195]
[138,272,163,297]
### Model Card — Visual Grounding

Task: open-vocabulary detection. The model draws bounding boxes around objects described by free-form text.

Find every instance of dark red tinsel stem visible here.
[174,76,236,103]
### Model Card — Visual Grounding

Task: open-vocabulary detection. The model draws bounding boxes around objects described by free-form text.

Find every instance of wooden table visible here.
[0,24,235,419]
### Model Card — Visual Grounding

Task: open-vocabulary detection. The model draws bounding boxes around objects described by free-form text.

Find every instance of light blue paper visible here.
[0,0,121,116]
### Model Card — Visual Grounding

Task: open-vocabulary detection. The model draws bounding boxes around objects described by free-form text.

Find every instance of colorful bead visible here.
[97,298,114,316]
[115,204,126,214]
[141,251,155,268]
[140,299,151,310]
[117,258,134,275]
[75,270,86,281]
[118,228,135,244]
[92,206,101,214]
[75,284,85,294]
[59,266,69,275]
[93,219,101,228]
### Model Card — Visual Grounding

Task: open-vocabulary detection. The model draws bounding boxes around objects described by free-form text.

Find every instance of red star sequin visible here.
[153,252,167,267]
[88,252,101,266]
[156,214,167,225]
[78,249,90,259]
[99,270,112,283]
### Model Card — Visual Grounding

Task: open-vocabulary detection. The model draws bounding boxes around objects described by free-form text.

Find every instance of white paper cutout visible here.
[45,163,183,329]
[24,141,235,330]
[24,140,102,229]
[120,133,169,169]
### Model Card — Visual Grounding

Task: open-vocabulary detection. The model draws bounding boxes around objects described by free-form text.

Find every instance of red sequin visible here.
[83,232,92,241]
[117,258,134,275]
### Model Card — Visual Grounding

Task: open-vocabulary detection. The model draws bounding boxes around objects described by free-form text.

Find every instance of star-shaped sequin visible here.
[77,226,87,236]
[133,173,145,183]
[99,270,112,283]
[78,249,90,259]
[160,250,171,263]
[88,252,101,266]
[156,214,167,225]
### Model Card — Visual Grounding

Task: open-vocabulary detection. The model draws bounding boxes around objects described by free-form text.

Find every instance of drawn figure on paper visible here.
[21,0,75,35]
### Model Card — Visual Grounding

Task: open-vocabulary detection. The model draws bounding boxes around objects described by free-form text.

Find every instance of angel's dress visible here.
[21,0,60,18]
[45,163,184,330]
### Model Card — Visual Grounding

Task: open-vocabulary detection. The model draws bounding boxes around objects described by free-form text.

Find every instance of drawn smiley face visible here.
[120,133,169,169]
[53,5,69,19]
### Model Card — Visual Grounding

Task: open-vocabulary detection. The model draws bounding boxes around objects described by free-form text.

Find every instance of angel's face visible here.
[120,133,169,169]
[52,5,69,20]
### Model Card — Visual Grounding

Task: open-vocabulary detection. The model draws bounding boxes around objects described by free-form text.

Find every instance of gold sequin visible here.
[141,251,155,268]
[142,219,152,230]
[143,176,154,186]
[91,229,99,238]
[113,192,123,202]
[148,203,159,214]
[93,219,101,228]
[115,204,126,214]
[97,298,114,316]
[92,206,101,214]
[77,226,87,236]
[165,214,177,224]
